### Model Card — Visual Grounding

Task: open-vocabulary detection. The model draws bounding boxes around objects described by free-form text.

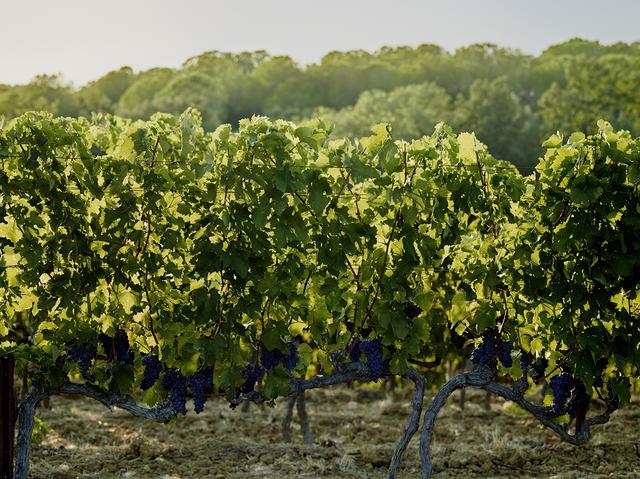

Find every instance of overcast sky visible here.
[3,0,639,86]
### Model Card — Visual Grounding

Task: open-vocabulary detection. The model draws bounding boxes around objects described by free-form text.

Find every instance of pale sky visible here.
[2,0,639,86]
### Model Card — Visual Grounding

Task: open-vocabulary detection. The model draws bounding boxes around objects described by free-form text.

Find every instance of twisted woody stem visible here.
[14,391,47,479]
[18,361,425,479]
[281,392,312,444]
[386,367,425,479]
[13,382,177,479]
[239,361,426,476]
[419,366,616,479]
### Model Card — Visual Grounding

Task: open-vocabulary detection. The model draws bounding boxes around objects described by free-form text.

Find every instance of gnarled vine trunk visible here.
[419,366,616,479]
[14,392,45,479]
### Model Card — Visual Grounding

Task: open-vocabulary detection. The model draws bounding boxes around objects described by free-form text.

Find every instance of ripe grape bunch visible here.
[260,342,298,371]
[528,357,549,381]
[470,329,512,369]
[260,347,280,370]
[188,369,213,414]
[113,329,134,365]
[403,302,423,319]
[241,364,264,394]
[349,340,362,362]
[283,342,298,370]
[99,329,134,365]
[359,338,384,378]
[497,340,513,368]
[162,369,188,415]
[67,344,97,380]
[141,354,163,391]
[549,372,576,414]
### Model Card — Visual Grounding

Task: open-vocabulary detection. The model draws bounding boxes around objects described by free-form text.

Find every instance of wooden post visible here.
[0,354,15,479]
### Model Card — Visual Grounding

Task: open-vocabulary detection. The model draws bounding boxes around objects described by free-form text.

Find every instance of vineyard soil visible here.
[28,387,640,478]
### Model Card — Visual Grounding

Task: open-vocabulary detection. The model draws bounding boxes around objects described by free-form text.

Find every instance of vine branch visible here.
[56,382,176,422]
[13,382,176,479]
[419,367,616,479]
[386,367,425,479]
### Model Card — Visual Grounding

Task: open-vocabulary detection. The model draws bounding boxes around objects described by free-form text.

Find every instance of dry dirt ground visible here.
[28,385,640,479]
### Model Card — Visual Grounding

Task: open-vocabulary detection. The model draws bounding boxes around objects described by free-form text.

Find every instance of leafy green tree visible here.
[540,38,607,58]
[181,50,268,124]
[375,44,449,86]
[308,50,397,109]
[449,43,532,96]
[317,82,452,139]
[249,56,309,118]
[76,67,134,115]
[0,75,78,118]
[151,71,227,130]
[116,68,176,119]
[538,37,640,60]
[539,55,640,135]
[452,77,542,168]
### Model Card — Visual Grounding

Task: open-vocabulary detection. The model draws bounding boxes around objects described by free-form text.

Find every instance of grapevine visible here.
[0,112,637,479]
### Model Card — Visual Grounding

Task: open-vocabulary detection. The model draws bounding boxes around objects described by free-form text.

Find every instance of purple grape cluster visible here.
[529,358,549,381]
[549,372,576,413]
[241,364,264,393]
[519,352,530,371]
[141,355,163,391]
[99,330,134,365]
[282,342,298,370]
[403,302,422,319]
[260,342,298,371]
[113,329,134,365]
[470,330,514,369]
[497,340,513,368]
[188,369,213,414]
[260,348,280,370]
[349,339,362,361]
[470,336,498,368]
[99,333,113,359]
[162,369,188,415]
[360,338,384,378]
[68,344,97,380]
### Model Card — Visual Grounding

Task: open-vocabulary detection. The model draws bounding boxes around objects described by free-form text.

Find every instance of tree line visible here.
[1,38,639,169]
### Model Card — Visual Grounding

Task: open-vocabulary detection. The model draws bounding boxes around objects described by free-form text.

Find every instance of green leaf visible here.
[308,181,329,214]
[228,255,248,277]
[542,134,562,148]
[263,367,291,399]
[448,291,468,325]
[261,328,284,351]
[391,317,410,340]
[111,363,134,394]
